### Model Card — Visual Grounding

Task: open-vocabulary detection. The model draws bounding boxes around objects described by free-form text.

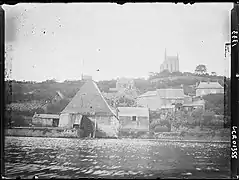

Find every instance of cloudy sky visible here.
[4,3,232,82]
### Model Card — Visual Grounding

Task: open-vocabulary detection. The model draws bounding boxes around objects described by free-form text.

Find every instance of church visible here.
[160,49,179,73]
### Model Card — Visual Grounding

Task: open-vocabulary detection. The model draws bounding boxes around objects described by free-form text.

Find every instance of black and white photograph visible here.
[4,3,232,179]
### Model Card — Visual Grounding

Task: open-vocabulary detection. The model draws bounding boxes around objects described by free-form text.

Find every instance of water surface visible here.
[5,137,230,179]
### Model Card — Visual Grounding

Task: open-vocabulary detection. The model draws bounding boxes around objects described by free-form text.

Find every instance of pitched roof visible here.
[138,91,157,98]
[117,107,149,117]
[161,105,175,109]
[33,114,59,119]
[61,80,116,116]
[196,82,223,89]
[157,89,185,99]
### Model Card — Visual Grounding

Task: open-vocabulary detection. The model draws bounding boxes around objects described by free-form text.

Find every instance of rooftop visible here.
[157,89,185,99]
[33,114,59,119]
[138,91,157,98]
[138,88,186,99]
[196,82,224,89]
[61,80,116,116]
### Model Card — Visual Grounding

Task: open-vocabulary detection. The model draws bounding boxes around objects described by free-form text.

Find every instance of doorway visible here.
[80,115,94,138]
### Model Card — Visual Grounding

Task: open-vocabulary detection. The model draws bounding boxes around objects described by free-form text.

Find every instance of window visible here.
[52,119,59,127]
[73,124,80,129]
[132,116,137,121]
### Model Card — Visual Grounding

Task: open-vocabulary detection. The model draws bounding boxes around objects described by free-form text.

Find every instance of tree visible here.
[159,70,171,77]
[171,71,183,76]
[115,95,136,107]
[195,64,207,75]
[47,99,70,114]
[203,94,224,115]
[211,72,217,76]
[191,108,204,127]
[202,110,215,126]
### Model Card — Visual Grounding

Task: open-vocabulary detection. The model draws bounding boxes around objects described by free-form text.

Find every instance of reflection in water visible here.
[5,137,230,179]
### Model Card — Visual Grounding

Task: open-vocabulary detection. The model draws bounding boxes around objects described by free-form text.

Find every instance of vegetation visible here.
[195,64,207,75]
[5,64,230,130]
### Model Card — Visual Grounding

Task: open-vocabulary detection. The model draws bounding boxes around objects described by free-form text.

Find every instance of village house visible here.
[109,77,136,92]
[136,88,186,111]
[58,79,120,138]
[195,81,224,97]
[117,107,150,132]
[32,113,60,127]
[182,98,205,111]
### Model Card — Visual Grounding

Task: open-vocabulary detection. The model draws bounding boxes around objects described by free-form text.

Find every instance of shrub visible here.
[202,111,215,126]
[154,125,169,132]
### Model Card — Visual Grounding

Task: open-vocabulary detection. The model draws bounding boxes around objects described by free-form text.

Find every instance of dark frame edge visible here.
[0,5,5,177]
[231,3,239,179]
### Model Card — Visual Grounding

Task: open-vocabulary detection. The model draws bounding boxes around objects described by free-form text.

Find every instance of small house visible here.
[32,113,60,127]
[196,81,224,97]
[59,80,120,138]
[182,97,205,111]
[117,107,150,132]
[137,88,186,111]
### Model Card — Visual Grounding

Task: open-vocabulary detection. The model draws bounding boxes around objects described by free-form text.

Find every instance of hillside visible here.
[4,74,230,127]
[5,74,229,105]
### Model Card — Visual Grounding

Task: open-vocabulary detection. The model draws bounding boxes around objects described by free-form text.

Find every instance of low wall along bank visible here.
[5,127,80,138]
[5,127,115,138]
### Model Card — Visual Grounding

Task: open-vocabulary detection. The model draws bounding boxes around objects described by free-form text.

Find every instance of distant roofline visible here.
[117,107,149,110]
[196,87,224,89]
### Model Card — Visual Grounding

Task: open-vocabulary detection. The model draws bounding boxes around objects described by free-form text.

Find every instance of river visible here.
[4,136,230,179]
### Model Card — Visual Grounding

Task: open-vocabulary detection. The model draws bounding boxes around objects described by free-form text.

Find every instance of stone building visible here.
[109,77,136,92]
[59,79,120,138]
[117,107,150,132]
[195,81,224,97]
[137,88,186,111]
[160,49,179,73]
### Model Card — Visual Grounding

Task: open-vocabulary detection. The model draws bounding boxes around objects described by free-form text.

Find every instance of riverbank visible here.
[5,127,230,143]
[119,128,230,143]
[5,127,115,139]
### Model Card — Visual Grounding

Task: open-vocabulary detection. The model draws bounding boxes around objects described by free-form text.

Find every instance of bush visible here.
[154,125,169,132]
[202,111,215,126]
[179,130,187,137]
[47,99,70,114]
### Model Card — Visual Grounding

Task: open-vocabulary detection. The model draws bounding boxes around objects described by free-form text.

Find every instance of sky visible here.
[4,3,233,82]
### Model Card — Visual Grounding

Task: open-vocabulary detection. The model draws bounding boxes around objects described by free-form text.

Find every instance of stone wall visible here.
[5,127,80,138]
[5,125,119,138]
[89,116,119,138]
